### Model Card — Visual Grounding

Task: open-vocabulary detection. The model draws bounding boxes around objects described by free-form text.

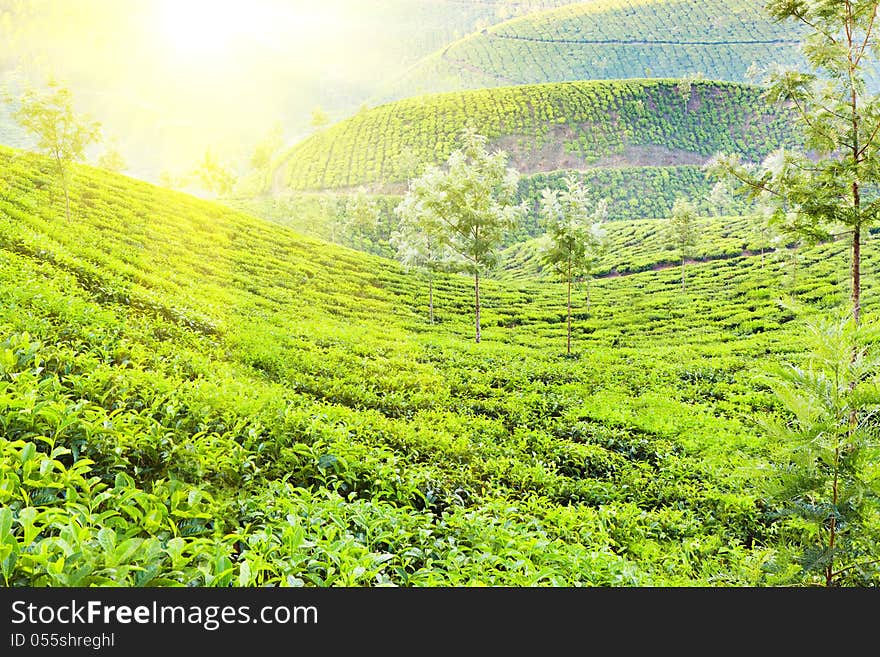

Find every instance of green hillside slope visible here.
[497,212,826,285]
[2,145,877,586]
[379,0,808,102]
[233,166,755,258]
[281,79,796,193]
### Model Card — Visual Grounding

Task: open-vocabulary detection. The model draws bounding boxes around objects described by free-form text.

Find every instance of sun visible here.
[157,0,261,59]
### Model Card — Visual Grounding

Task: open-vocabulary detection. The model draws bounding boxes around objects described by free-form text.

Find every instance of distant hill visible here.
[280,79,798,195]
[378,0,808,102]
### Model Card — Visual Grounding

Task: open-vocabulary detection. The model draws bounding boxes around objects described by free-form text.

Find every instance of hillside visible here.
[2,145,879,587]
[281,79,797,197]
[231,166,755,258]
[378,0,808,102]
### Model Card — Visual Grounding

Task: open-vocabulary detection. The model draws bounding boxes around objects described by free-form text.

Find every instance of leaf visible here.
[238,560,252,587]
[20,442,36,465]
[0,507,11,540]
[97,527,116,555]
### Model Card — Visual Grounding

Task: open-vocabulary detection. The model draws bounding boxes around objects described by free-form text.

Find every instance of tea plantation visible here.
[378,0,809,102]
[281,79,797,201]
[1,144,878,586]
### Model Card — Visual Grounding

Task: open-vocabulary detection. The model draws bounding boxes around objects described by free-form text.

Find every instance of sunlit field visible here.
[1,0,879,597]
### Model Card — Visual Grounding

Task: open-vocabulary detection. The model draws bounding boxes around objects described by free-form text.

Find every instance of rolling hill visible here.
[378,0,809,102]
[276,78,796,232]
[283,79,795,192]
[2,144,877,586]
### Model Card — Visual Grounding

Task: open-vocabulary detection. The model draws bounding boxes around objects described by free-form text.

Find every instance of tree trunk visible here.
[429,277,434,325]
[567,257,572,356]
[586,277,591,312]
[474,271,481,344]
[63,183,71,223]
[852,223,861,326]
[681,256,686,292]
[56,158,71,222]
[826,441,841,588]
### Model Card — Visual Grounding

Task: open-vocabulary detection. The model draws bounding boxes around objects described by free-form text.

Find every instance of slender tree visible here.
[9,79,101,221]
[396,128,523,343]
[193,150,237,198]
[665,197,699,292]
[539,175,607,355]
[390,209,450,325]
[708,0,880,326]
[675,72,704,115]
[250,121,284,194]
[759,312,880,586]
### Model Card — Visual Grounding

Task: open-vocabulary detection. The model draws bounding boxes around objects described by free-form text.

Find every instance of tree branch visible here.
[854,3,878,67]
[830,557,880,580]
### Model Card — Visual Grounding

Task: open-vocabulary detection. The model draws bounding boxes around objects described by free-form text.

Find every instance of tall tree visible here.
[193,150,237,198]
[396,128,523,343]
[9,79,101,221]
[539,175,607,355]
[390,208,450,325]
[708,0,880,326]
[250,121,284,195]
[665,197,699,292]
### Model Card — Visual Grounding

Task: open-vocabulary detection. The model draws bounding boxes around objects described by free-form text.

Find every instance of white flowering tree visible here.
[539,174,608,355]
[395,128,523,342]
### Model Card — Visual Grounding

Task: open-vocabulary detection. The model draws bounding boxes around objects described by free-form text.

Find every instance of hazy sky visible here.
[0,0,519,181]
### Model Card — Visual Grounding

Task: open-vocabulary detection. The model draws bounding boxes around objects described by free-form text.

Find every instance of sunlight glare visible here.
[158,0,270,58]
[156,1,345,60]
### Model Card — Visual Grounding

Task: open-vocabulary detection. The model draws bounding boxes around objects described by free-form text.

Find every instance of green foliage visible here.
[283,79,798,192]
[499,212,784,281]
[758,311,880,586]
[710,0,880,323]
[380,0,809,103]
[1,143,878,587]
[6,78,101,221]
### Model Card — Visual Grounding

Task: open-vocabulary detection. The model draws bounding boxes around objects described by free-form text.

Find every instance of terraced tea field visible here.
[380,0,809,102]
[2,145,877,586]
[283,79,795,192]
